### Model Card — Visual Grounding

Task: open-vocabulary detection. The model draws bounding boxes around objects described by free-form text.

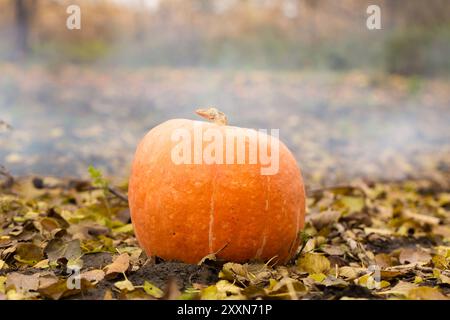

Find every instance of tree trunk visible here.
[14,0,33,59]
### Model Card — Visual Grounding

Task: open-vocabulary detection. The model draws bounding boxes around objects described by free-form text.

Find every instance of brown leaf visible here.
[308,210,341,230]
[81,269,105,285]
[375,253,394,268]
[399,248,431,265]
[5,273,39,293]
[104,253,130,279]
[38,278,91,300]
[14,243,44,265]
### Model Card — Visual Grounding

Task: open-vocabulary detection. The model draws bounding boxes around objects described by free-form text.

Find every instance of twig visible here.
[107,186,129,203]
[289,231,312,264]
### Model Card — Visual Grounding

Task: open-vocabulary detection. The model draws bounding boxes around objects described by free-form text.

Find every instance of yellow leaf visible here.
[433,269,450,285]
[143,281,164,298]
[379,281,417,297]
[215,280,244,298]
[309,273,327,283]
[339,266,360,279]
[0,276,6,294]
[414,276,423,284]
[114,279,135,292]
[339,196,365,214]
[432,255,448,269]
[267,278,278,291]
[0,260,7,270]
[356,274,389,290]
[201,281,245,300]
[297,253,331,274]
[33,259,50,269]
[407,287,448,300]
[201,285,219,300]
[112,224,134,234]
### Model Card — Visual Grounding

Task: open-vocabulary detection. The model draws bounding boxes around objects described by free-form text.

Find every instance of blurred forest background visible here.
[1,0,450,73]
[0,0,449,188]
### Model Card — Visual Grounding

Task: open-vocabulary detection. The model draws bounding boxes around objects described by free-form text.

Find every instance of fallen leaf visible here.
[0,276,6,294]
[81,269,105,285]
[308,210,341,230]
[14,243,44,265]
[379,281,417,297]
[339,196,365,214]
[432,255,448,269]
[33,259,50,269]
[114,279,135,291]
[104,253,130,279]
[143,281,164,298]
[407,287,448,300]
[399,248,431,265]
[112,224,134,234]
[268,277,306,299]
[38,278,90,300]
[0,260,7,270]
[297,253,331,274]
[321,245,345,256]
[309,273,327,283]
[374,253,394,268]
[38,274,59,289]
[5,273,39,294]
[339,266,360,280]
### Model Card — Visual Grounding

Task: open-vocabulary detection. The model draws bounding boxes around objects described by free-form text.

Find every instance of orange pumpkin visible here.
[128,109,305,264]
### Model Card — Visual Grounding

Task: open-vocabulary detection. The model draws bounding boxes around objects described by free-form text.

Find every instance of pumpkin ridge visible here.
[208,166,219,254]
[255,175,270,259]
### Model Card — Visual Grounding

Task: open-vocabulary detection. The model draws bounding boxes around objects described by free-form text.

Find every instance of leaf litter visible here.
[0,172,449,300]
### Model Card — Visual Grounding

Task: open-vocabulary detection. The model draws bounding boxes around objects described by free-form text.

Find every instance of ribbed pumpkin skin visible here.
[128,119,305,264]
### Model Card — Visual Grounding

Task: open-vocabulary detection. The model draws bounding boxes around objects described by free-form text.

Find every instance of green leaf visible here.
[112,224,134,234]
[88,165,109,189]
[143,281,164,298]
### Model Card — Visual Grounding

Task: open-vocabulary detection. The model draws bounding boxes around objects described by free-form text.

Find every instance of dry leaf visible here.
[399,248,431,265]
[114,279,135,291]
[297,253,331,274]
[81,269,105,285]
[104,253,130,279]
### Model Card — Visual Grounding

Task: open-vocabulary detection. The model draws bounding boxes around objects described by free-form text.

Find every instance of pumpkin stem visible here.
[195,107,228,126]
